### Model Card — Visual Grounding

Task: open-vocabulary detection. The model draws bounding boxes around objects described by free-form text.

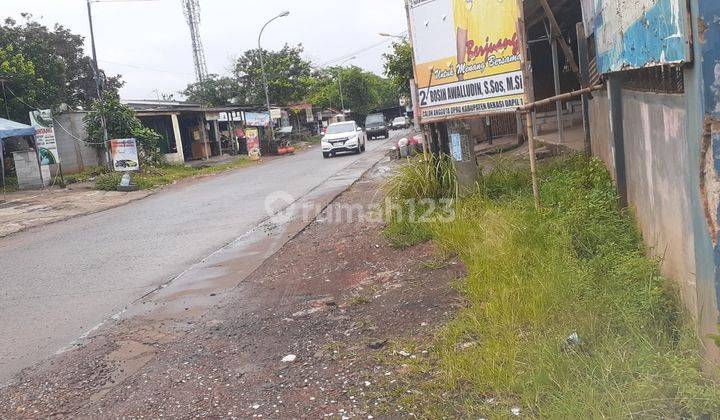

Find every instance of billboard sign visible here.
[29,109,60,166]
[408,0,525,123]
[219,111,243,122]
[244,112,270,127]
[111,138,140,172]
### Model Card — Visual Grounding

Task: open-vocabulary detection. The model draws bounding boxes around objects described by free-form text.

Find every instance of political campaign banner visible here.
[408,0,524,122]
[29,109,60,165]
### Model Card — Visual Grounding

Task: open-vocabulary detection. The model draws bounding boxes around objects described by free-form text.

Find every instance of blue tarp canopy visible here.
[0,117,35,139]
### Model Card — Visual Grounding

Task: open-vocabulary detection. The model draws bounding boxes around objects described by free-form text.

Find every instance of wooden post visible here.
[212,119,221,156]
[515,112,525,145]
[199,115,209,160]
[545,20,565,145]
[0,138,6,200]
[576,22,593,157]
[537,0,580,83]
[516,0,540,209]
[404,0,430,162]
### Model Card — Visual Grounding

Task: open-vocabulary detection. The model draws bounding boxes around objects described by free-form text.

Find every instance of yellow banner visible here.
[409,0,524,121]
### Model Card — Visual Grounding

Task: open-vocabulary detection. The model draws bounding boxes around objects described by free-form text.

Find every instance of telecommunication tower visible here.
[182,0,209,82]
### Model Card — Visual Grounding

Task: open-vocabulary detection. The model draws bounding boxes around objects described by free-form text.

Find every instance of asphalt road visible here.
[0,132,404,385]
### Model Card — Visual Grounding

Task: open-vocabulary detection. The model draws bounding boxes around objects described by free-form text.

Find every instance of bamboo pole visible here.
[516,0,540,209]
[517,84,604,112]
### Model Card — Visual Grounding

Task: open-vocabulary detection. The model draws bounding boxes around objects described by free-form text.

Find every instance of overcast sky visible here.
[2,0,408,100]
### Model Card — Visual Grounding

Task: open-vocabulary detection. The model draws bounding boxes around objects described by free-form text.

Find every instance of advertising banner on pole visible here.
[110,138,140,172]
[245,127,261,159]
[408,0,524,123]
[29,109,60,165]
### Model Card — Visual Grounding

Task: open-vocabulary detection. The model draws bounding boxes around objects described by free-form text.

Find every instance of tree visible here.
[233,44,313,106]
[307,66,397,122]
[85,91,163,167]
[0,15,122,122]
[0,45,44,121]
[183,74,241,106]
[383,40,414,99]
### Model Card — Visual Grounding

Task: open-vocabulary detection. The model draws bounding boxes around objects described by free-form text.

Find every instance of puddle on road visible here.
[78,150,388,398]
[121,157,375,324]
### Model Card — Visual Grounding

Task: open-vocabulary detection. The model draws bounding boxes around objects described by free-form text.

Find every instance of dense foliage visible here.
[0,15,121,122]
[84,92,162,167]
[307,65,396,122]
[183,74,241,106]
[233,44,314,106]
[183,44,401,120]
[382,40,414,99]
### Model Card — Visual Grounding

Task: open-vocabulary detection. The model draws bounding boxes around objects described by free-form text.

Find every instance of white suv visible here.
[321,121,367,158]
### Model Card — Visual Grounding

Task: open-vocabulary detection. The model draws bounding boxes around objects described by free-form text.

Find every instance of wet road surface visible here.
[0,132,404,385]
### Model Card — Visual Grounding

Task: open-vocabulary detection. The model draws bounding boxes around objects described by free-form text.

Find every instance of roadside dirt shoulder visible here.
[0,160,465,419]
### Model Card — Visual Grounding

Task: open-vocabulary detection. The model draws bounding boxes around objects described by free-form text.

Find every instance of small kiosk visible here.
[0,117,47,196]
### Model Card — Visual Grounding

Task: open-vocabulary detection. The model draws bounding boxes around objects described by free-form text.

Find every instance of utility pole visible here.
[86,0,112,169]
[0,75,7,201]
[258,11,290,146]
[335,56,355,114]
[338,72,345,113]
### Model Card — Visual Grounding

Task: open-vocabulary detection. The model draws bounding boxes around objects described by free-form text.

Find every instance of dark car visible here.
[115,159,138,169]
[365,113,388,140]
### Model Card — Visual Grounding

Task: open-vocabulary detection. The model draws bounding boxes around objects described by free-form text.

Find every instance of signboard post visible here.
[407,0,525,123]
[110,138,140,172]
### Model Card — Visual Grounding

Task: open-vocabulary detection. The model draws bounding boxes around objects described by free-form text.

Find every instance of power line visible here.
[4,86,109,146]
[90,0,163,3]
[317,40,392,68]
[317,31,408,68]
[98,60,194,76]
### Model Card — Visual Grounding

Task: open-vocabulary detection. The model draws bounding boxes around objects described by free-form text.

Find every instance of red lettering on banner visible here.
[465,33,519,62]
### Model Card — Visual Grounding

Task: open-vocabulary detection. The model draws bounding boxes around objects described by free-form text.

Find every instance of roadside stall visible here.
[0,117,46,198]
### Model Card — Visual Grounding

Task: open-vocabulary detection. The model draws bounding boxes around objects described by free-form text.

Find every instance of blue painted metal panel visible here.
[587,0,691,73]
[700,2,720,118]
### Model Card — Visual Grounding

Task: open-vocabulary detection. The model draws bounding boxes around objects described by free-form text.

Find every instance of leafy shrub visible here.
[84,91,163,167]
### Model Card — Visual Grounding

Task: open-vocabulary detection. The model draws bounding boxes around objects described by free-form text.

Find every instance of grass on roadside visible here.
[380,154,720,418]
[383,155,457,249]
[94,157,252,191]
[0,176,19,193]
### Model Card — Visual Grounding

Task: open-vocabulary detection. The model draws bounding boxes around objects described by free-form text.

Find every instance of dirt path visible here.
[0,160,464,419]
